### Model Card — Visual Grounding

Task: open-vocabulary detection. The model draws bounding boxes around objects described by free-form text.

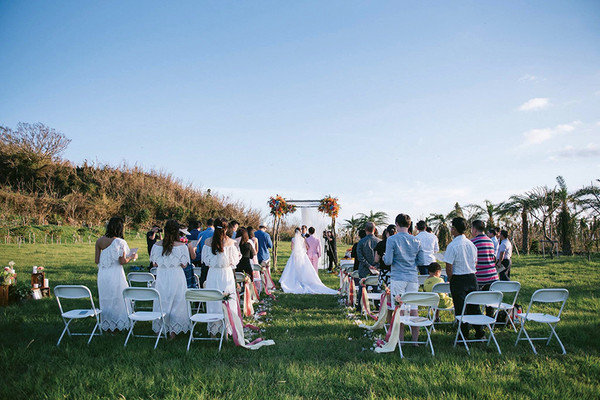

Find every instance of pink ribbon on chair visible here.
[223,301,274,350]
[361,286,378,320]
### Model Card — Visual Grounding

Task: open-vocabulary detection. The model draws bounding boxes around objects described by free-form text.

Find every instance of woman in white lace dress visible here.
[202,219,241,336]
[150,220,191,338]
[95,216,138,332]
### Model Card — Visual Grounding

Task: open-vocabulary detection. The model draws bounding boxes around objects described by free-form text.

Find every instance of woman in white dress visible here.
[202,219,241,336]
[279,229,338,295]
[95,216,137,332]
[150,220,191,338]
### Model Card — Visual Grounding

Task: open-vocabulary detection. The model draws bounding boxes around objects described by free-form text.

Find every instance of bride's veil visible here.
[291,231,305,255]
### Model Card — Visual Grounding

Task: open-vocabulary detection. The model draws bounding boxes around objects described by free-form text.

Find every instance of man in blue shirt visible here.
[194,218,215,287]
[254,225,273,268]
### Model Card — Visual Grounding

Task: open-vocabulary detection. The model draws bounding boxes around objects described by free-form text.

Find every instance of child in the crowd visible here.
[423,262,453,316]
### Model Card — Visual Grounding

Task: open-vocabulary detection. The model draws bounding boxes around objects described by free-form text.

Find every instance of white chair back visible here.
[525,288,569,318]
[418,275,429,286]
[339,259,354,267]
[54,285,93,300]
[351,270,360,279]
[431,282,450,294]
[463,291,503,312]
[123,287,162,315]
[252,264,262,272]
[363,276,379,286]
[150,267,157,276]
[489,280,521,293]
[235,272,246,283]
[193,267,202,277]
[400,292,440,309]
[185,288,224,303]
[127,272,155,287]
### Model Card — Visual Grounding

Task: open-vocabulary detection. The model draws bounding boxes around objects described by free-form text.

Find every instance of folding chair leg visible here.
[487,324,501,355]
[88,321,101,345]
[453,320,462,348]
[187,322,196,352]
[57,319,72,346]
[218,320,225,351]
[154,319,165,349]
[397,342,404,359]
[521,325,538,355]
[549,324,566,355]
[426,327,435,356]
[124,321,136,347]
[508,314,518,333]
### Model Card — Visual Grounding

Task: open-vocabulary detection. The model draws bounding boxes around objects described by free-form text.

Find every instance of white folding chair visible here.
[515,288,569,355]
[417,275,429,289]
[396,292,440,358]
[454,291,503,355]
[359,276,381,317]
[185,289,227,351]
[430,282,454,326]
[127,272,155,288]
[487,281,521,332]
[122,287,167,349]
[54,285,102,346]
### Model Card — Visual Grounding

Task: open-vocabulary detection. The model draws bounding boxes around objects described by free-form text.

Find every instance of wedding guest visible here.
[351,229,367,271]
[194,218,215,286]
[487,228,499,257]
[247,226,261,291]
[444,217,483,340]
[95,216,137,332]
[415,220,440,275]
[356,222,380,310]
[383,214,423,342]
[305,227,322,272]
[150,219,191,338]
[471,220,498,290]
[228,220,240,239]
[236,227,255,276]
[187,220,202,241]
[423,262,453,321]
[146,224,161,269]
[426,227,433,233]
[179,225,198,288]
[255,225,273,270]
[496,230,513,281]
[202,219,241,336]
[374,224,396,289]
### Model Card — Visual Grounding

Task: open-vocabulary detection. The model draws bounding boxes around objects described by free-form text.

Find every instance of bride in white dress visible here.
[279,229,338,295]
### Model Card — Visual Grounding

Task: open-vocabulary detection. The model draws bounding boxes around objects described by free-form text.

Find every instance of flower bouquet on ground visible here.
[1,262,17,286]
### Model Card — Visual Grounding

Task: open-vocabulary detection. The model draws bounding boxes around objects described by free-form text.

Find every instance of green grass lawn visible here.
[1,239,599,399]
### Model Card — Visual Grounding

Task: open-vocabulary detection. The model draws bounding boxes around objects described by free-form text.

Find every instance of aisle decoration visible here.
[267,195,296,270]
[224,294,275,350]
[359,288,391,331]
[0,262,17,307]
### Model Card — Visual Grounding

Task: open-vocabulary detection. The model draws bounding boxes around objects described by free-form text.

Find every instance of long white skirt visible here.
[153,266,190,334]
[280,251,338,295]
[205,266,236,335]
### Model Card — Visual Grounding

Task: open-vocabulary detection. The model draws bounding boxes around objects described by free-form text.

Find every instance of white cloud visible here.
[519,74,541,82]
[522,121,581,145]
[549,143,600,160]
[518,97,551,111]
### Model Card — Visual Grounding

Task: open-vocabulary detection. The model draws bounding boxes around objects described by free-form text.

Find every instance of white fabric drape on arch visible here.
[300,207,329,269]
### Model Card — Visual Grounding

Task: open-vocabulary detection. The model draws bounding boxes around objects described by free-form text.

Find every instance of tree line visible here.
[0,122,261,230]
[342,178,600,260]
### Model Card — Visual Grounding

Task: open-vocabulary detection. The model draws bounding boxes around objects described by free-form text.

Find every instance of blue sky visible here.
[1,1,599,225]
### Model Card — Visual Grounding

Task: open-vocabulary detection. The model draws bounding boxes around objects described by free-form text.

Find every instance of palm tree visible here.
[555,176,576,255]
[526,186,558,258]
[357,210,389,231]
[428,212,452,250]
[497,195,533,254]
[467,200,499,228]
[575,179,600,216]
[343,216,363,242]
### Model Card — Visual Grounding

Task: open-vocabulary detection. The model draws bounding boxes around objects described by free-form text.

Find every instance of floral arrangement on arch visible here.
[318,196,340,218]
[268,195,296,217]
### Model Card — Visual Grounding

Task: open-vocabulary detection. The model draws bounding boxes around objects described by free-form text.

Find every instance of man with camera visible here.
[146,225,162,269]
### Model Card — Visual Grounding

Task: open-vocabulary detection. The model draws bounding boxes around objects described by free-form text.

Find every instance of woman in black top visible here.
[374,224,397,289]
[236,228,255,276]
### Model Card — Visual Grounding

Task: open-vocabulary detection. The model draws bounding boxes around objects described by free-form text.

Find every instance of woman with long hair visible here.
[374,224,397,289]
[236,227,255,276]
[95,216,137,332]
[201,218,241,336]
[150,219,191,338]
[246,226,259,265]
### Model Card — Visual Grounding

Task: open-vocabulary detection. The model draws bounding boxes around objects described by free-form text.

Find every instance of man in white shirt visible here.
[487,228,499,257]
[496,230,513,281]
[415,220,439,275]
[444,217,483,340]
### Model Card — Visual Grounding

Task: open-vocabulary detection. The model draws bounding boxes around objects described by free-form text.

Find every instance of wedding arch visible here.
[268,196,340,270]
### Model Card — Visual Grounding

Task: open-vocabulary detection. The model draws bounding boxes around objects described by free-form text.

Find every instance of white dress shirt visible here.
[415,231,439,265]
[443,234,477,275]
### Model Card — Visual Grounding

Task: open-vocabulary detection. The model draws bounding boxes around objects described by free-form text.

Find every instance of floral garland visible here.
[318,195,340,218]
[268,195,296,217]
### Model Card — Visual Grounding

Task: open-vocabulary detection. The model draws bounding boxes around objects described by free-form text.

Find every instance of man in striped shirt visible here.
[471,220,499,290]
